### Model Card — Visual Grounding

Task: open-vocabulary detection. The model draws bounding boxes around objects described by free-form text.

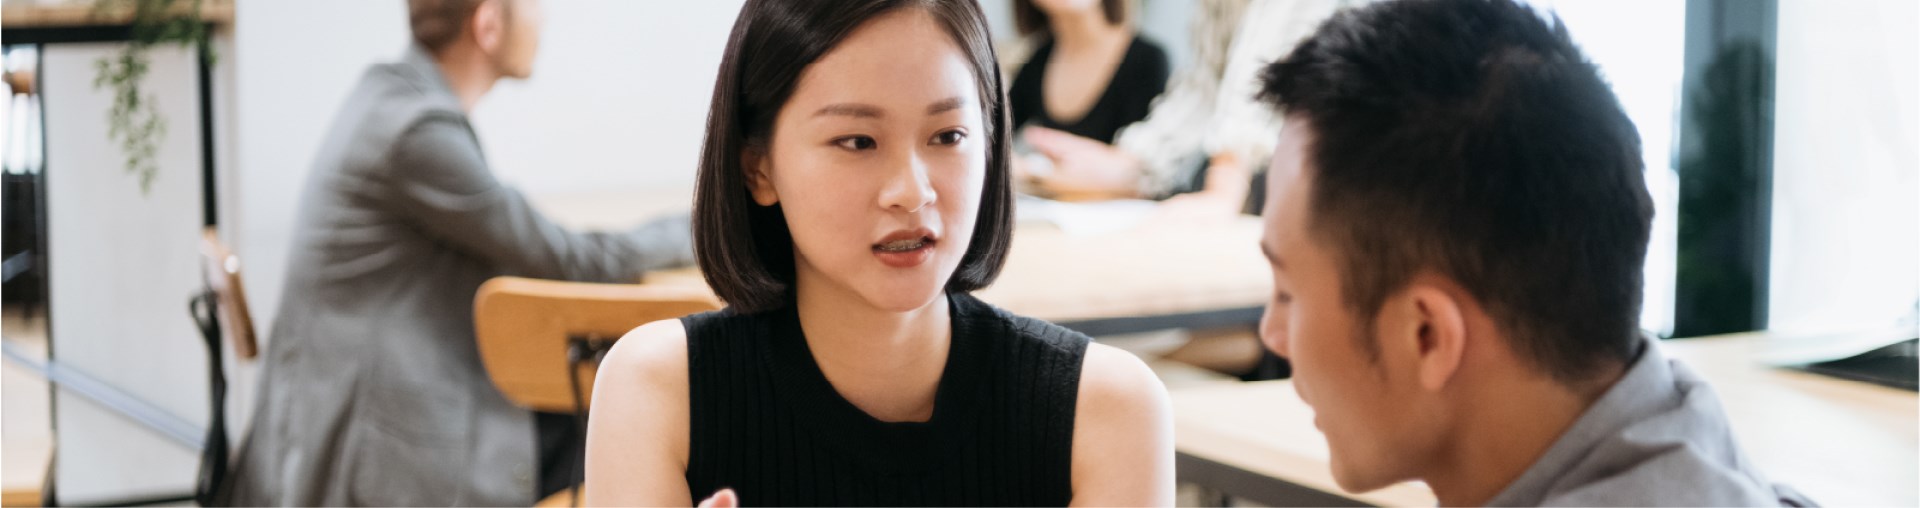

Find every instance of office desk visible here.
[1170,333,1919,506]
[528,190,1272,336]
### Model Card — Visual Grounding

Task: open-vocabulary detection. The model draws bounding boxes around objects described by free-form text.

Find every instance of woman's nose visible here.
[879,152,937,212]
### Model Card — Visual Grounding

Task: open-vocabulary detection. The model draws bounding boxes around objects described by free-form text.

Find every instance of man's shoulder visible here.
[1543,448,1786,506]
[1538,368,1786,506]
[327,61,466,144]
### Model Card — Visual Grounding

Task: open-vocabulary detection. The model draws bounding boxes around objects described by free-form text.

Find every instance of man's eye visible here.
[835,136,877,151]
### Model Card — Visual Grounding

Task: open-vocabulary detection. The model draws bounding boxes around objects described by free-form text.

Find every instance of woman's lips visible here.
[873,228,936,268]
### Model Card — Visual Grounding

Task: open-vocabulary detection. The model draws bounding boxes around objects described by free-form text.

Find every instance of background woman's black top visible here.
[680,292,1092,506]
[1010,35,1171,144]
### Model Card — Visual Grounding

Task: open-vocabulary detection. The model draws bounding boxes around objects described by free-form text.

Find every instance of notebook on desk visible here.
[1795,338,1918,391]
[1764,306,1919,391]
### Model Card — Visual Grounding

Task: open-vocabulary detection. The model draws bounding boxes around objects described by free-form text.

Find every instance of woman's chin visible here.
[856,283,947,313]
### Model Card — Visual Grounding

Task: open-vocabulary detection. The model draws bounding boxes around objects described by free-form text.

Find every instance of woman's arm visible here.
[1069,343,1176,506]
[584,320,695,506]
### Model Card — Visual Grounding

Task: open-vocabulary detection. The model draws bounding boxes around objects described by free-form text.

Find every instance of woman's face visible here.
[748,8,990,313]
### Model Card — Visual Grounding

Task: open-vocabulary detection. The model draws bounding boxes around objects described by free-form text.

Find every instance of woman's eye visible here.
[834,136,877,151]
[931,129,966,146]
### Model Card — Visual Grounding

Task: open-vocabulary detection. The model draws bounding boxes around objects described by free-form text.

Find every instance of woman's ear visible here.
[743,148,779,206]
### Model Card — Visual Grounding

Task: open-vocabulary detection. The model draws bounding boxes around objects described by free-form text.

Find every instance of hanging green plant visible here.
[90,0,213,194]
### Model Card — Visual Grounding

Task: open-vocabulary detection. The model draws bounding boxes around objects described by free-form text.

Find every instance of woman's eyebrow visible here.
[814,103,884,119]
[926,97,963,115]
[812,97,964,119]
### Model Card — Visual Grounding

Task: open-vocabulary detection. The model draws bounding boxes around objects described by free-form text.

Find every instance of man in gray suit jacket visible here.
[219,0,690,504]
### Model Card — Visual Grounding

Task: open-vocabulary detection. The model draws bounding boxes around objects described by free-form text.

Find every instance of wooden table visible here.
[1,0,233,29]
[1170,333,1919,506]
[528,190,1273,336]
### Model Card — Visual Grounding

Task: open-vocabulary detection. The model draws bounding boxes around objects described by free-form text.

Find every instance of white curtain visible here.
[1768,0,1919,339]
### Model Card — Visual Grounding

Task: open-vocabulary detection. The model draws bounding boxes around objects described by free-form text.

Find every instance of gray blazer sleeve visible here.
[377,115,694,282]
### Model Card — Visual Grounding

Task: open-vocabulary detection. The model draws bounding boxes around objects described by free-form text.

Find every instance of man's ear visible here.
[470,0,507,55]
[1382,274,1468,392]
[744,148,779,206]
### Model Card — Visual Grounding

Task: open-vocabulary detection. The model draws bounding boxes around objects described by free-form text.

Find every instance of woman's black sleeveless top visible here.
[680,292,1091,506]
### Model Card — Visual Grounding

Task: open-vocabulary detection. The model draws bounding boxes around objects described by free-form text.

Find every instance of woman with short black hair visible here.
[583,0,1173,505]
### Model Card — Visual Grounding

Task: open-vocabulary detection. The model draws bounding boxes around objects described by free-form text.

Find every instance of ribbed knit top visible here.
[680,292,1091,506]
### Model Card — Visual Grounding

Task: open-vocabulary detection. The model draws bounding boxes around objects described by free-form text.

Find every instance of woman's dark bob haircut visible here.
[692,0,1014,313]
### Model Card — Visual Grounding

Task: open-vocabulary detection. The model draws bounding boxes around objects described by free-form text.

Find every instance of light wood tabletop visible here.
[1,0,234,29]
[1665,333,1917,507]
[1170,332,1919,506]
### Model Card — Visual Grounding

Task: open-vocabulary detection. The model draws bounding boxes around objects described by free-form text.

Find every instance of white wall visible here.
[42,43,210,504]
[1768,0,1919,334]
[471,1,744,195]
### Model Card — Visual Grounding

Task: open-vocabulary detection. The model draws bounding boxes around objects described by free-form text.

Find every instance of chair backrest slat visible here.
[199,227,257,360]
[473,276,721,413]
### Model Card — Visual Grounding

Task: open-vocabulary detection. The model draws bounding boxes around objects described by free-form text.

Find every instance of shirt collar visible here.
[1484,333,1676,506]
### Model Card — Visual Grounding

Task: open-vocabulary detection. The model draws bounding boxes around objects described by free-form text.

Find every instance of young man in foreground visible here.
[1251,0,1810,504]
